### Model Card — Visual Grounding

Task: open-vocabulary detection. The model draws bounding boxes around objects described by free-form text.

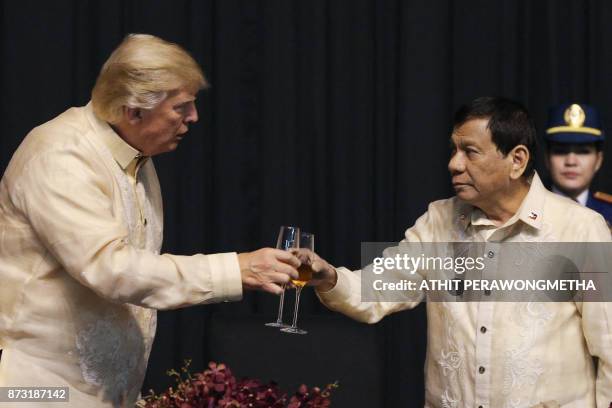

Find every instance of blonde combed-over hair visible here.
[91,34,207,124]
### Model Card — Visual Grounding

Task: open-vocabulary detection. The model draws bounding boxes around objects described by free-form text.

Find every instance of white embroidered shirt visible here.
[0,103,242,407]
[318,174,612,408]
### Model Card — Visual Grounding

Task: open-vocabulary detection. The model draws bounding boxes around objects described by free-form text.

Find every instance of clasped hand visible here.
[237,248,337,295]
[290,248,338,292]
[237,248,300,295]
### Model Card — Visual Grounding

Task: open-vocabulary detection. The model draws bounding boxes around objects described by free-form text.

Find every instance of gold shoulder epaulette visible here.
[593,191,612,204]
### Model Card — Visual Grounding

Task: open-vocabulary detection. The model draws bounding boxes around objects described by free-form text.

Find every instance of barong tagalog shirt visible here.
[318,174,612,408]
[0,103,242,407]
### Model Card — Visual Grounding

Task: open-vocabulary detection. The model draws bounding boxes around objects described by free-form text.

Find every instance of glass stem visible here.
[290,286,303,329]
[275,284,286,324]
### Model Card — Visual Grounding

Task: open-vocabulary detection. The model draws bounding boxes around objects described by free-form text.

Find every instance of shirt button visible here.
[480,326,487,333]
[479,366,485,374]
[487,250,495,258]
[478,406,484,408]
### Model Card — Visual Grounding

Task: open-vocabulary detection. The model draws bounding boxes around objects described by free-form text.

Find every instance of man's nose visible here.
[448,152,465,174]
[185,103,198,123]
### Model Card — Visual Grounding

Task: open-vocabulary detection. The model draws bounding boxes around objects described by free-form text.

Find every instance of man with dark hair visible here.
[307,97,611,407]
[453,96,538,178]
[544,103,612,229]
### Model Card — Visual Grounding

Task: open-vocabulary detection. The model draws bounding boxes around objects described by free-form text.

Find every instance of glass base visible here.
[280,327,307,335]
[265,322,289,328]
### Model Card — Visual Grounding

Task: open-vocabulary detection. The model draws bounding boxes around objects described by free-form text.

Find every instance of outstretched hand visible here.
[291,248,337,292]
[237,248,300,295]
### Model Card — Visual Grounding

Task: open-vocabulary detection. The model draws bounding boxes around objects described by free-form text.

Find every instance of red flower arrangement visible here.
[138,360,338,408]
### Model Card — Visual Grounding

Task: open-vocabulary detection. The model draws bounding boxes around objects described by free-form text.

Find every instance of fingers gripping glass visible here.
[264,226,300,328]
[281,231,313,335]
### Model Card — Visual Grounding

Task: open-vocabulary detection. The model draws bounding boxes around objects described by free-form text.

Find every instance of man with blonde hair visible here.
[0,34,299,407]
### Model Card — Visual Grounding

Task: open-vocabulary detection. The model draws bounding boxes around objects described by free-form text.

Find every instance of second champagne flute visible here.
[281,231,314,335]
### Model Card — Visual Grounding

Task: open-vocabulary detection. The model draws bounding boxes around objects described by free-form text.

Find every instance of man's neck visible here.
[110,123,143,153]
[476,179,531,226]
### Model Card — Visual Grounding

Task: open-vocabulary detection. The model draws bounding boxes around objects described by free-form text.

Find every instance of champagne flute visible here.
[281,231,313,334]
[265,226,300,328]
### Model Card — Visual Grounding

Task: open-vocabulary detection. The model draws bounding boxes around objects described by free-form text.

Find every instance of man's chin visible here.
[455,188,478,203]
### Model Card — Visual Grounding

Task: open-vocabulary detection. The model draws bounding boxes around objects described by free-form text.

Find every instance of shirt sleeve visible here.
[315,207,441,323]
[575,212,612,407]
[579,301,612,407]
[10,146,242,310]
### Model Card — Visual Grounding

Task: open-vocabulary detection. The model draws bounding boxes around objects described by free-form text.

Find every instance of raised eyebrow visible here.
[449,138,478,151]
[174,99,196,108]
[459,139,480,150]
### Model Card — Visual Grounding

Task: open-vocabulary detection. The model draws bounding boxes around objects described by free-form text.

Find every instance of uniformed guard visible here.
[544,103,612,229]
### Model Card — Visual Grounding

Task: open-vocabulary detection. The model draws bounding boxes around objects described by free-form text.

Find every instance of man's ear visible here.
[509,144,530,180]
[124,106,143,125]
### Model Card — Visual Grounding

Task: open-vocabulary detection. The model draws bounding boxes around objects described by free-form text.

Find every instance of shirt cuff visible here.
[207,252,243,302]
[316,266,353,305]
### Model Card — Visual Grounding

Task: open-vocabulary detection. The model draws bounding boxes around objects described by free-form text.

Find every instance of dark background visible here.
[1,1,612,407]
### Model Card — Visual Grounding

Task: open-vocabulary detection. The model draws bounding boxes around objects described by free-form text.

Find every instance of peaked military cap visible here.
[545,103,604,144]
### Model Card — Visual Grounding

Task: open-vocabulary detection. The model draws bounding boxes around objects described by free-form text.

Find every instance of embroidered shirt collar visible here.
[515,172,545,230]
[84,101,144,171]
[456,172,546,231]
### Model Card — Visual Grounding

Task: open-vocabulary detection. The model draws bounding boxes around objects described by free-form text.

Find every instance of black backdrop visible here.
[1,1,612,407]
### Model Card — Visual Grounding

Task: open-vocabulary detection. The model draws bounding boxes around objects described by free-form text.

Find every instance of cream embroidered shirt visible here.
[318,174,612,408]
[0,103,242,407]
